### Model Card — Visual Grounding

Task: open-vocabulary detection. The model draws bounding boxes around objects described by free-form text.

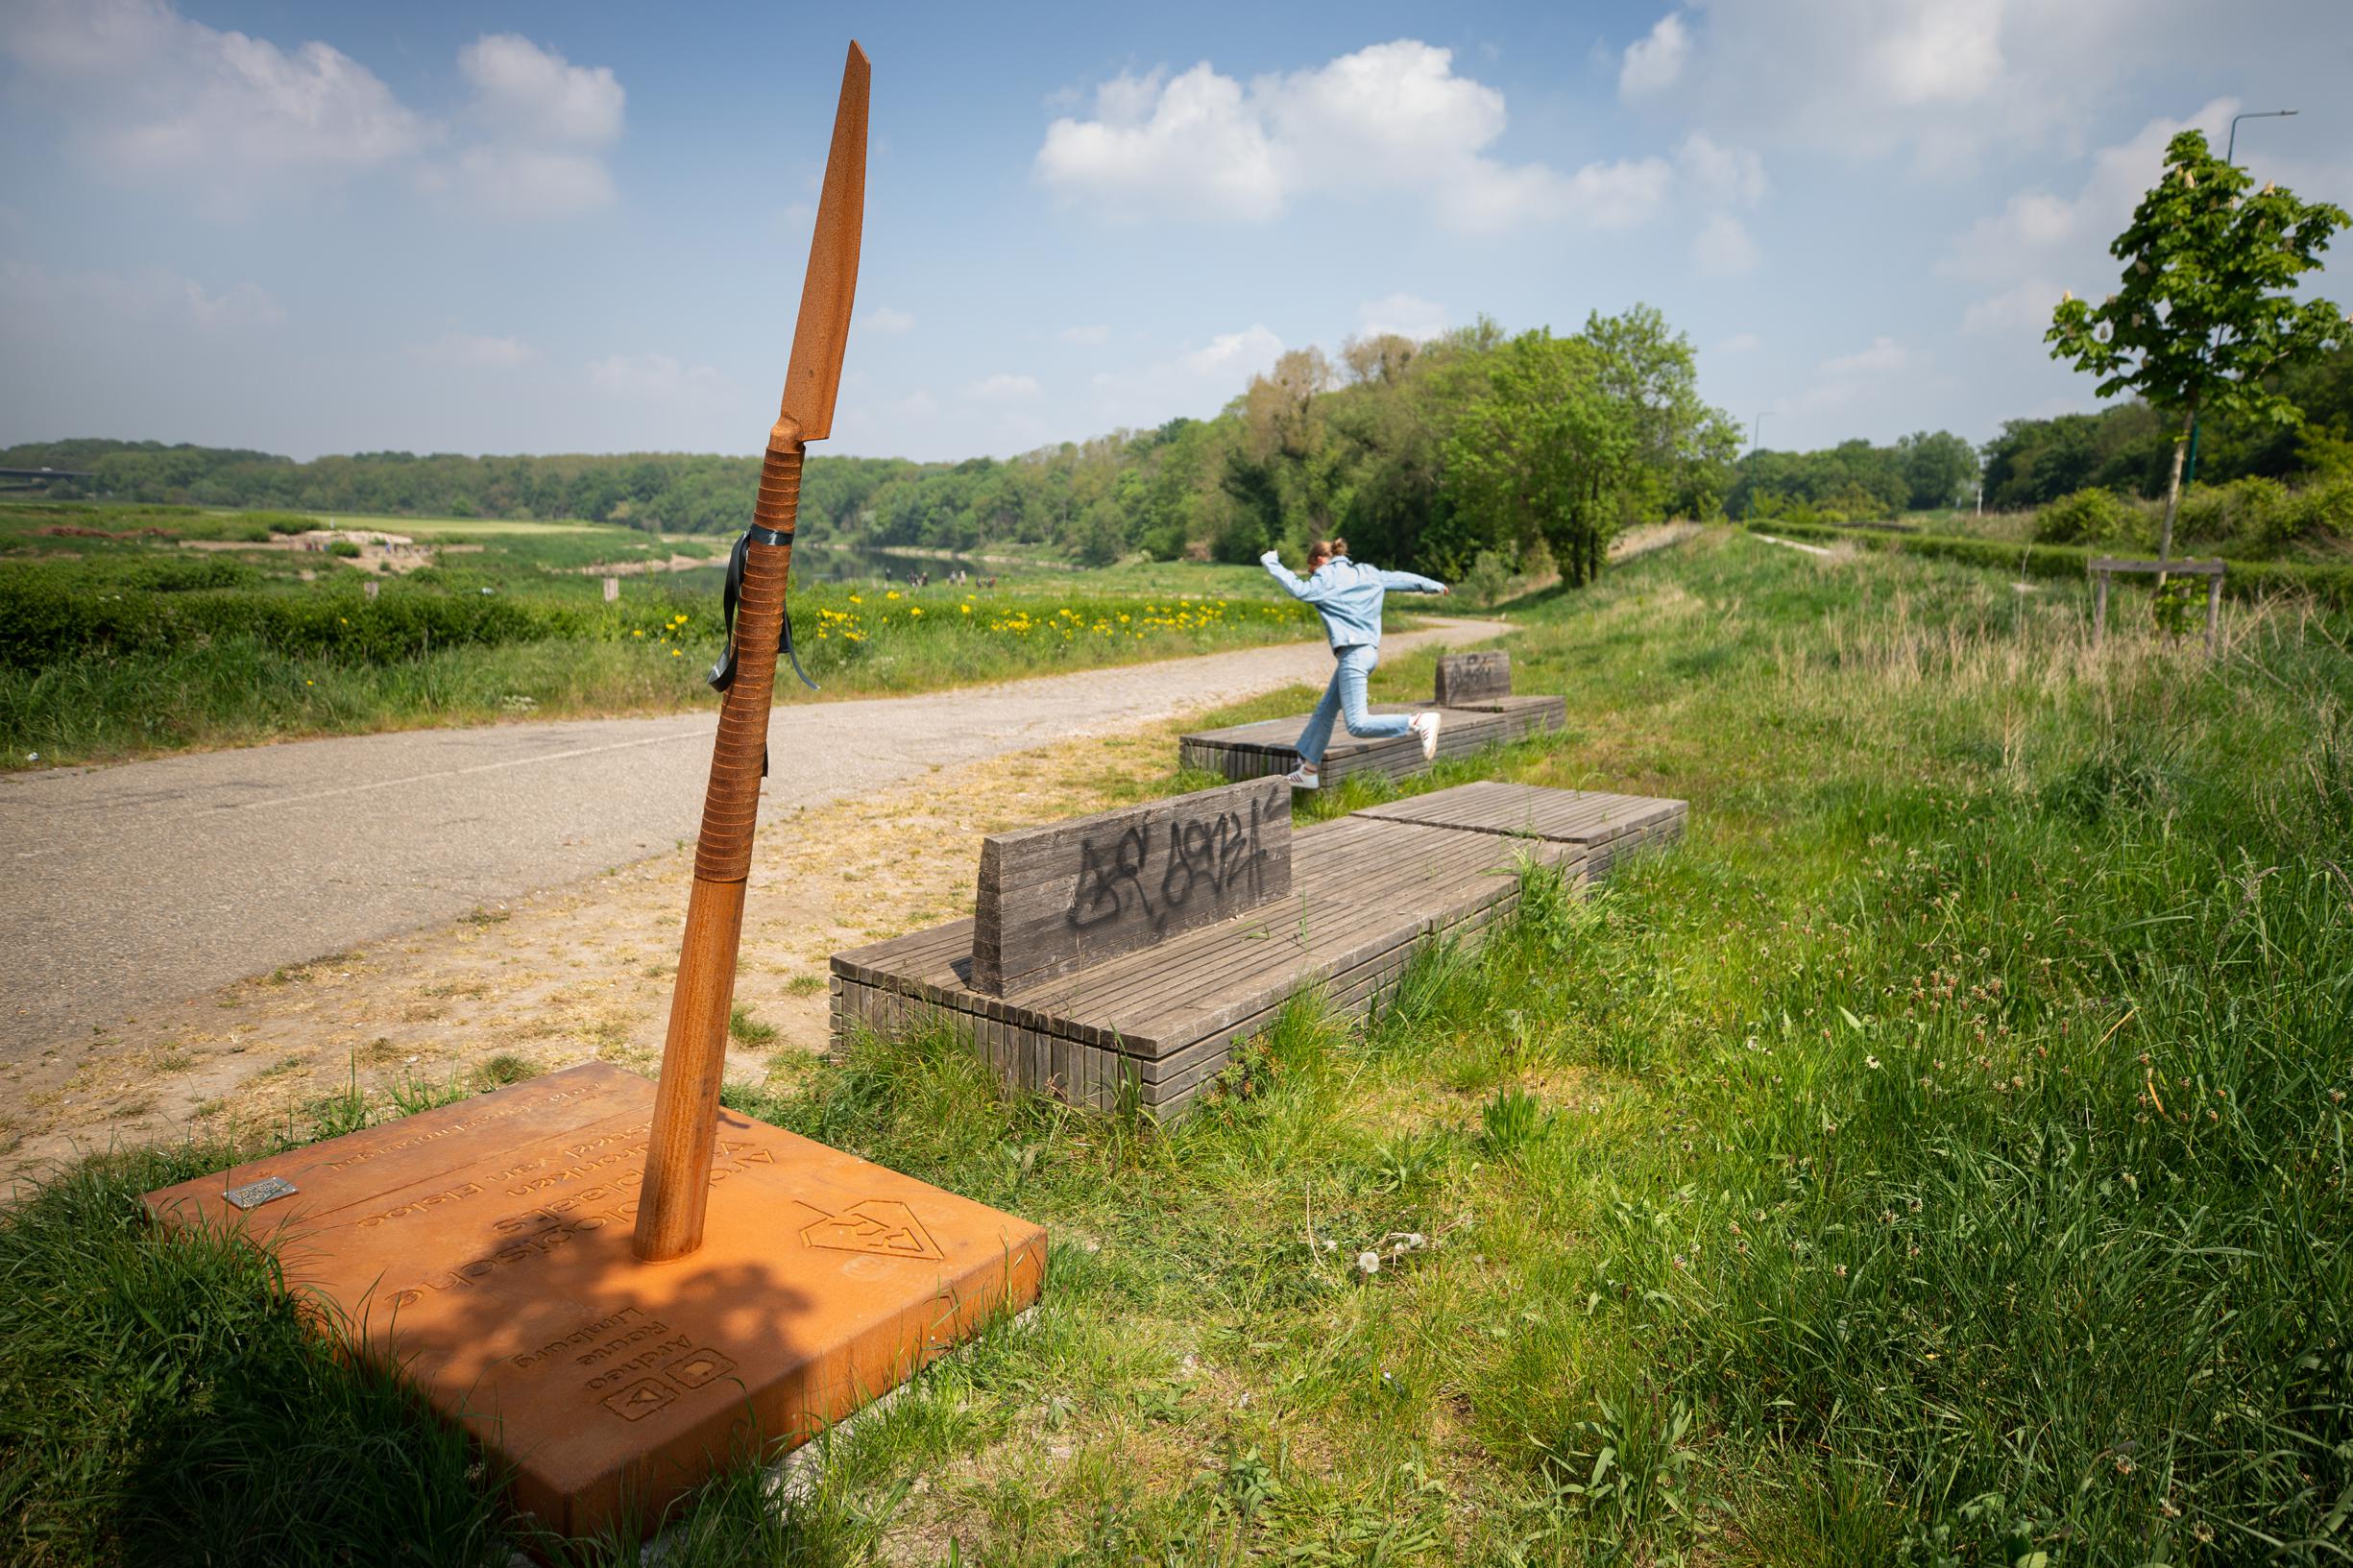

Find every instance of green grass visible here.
[7,528,2345,1562]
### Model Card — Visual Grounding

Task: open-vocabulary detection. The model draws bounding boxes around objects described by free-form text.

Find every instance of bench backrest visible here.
[1436,650,1511,705]
[972,778,1291,997]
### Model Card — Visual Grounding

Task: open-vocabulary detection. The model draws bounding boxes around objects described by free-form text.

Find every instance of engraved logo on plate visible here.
[801,1198,944,1261]
[601,1378,676,1421]
[663,1347,738,1390]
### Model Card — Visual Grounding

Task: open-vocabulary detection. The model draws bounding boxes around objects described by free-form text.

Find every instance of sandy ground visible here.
[3,704,1292,1180]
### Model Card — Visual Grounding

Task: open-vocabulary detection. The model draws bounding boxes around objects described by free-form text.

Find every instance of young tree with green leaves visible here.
[1443,330,1637,586]
[2049,129,2348,565]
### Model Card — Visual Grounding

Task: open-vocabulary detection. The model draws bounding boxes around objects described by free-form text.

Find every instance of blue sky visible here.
[3,0,2349,463]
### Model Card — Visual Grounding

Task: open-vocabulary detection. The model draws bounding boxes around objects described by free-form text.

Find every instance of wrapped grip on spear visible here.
[692,446,796,884]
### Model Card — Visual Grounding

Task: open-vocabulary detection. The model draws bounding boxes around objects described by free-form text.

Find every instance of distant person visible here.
[1259,537,1449,790]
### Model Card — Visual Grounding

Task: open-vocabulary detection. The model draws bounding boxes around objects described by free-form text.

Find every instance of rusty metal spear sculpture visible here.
[635,41,869,1263]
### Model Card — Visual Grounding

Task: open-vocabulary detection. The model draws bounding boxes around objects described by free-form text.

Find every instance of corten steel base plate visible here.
[141,1062,1047,1539]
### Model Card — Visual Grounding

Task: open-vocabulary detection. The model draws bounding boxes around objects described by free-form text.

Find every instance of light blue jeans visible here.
[1296,643,1413,765]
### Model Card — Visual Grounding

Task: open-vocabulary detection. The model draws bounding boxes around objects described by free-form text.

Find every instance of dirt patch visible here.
[1,715,1221,1176]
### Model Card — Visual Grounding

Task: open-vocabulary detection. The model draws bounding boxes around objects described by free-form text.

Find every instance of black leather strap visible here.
[705,525,816,780]
[707,527,819,697]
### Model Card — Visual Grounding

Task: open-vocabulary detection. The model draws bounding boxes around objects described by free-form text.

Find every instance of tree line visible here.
[3,306,1741,581]
[1977,345,2351,512]
[20,315,2343,573]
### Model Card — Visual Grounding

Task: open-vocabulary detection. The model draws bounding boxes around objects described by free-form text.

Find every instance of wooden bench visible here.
[1177,649,1565,786]
[1431,651,1568,738]
[831,782,1687,1121]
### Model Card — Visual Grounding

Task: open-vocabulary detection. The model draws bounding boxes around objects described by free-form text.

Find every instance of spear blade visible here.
[776,40,869,444]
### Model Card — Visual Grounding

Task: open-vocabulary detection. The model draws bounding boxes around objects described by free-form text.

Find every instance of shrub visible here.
[2030,487,2147,548]
[0,575,593,670]
[2177,475,2291,551]
[1460,549,1514,607]
[1812,482,1892,525]
[2263,475,2353,553]
[325,540,363,559]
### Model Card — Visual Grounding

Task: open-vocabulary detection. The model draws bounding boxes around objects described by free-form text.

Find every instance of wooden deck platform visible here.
[1352,781,1686,879]
[1177,701,1551,785]
[831,784,1686,1121]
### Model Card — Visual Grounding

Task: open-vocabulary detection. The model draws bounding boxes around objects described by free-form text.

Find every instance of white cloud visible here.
[1771,334,1921,417]
[1959,278,2069,338]
[1944,99,2232,287]
[449,147,615,218]
[965,373,1043,402]
[862,305,915,335]
[0,0,423,202]
[1037,63,1282,222]
[410,331,536,369]
[458,34,623,146]
[1619,13,1690,98]
[1176,326,1284,379]
[1713,331,1762,354]
[1610,0,2307,177]
[589,352,730,402]
[1036,39,1675,234]
[1089,324,1286,426]
[447,35,623,217]
[1676,132,1765,206]
[1059,324,1112,346]
[1691,212,1760,277]
[3,260,284,329]
[0,4,623,218]
[1820,335,1911,377]
[1357,293,1450,340]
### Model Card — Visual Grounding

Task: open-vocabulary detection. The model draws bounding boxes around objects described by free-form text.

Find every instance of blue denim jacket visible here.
[1259,553,1446,648]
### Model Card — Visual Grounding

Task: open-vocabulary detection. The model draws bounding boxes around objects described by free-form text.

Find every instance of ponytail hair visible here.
[1308,536,1349,565]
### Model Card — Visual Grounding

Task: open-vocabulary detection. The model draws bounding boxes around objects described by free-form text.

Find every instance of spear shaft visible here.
[635,42,868,1264]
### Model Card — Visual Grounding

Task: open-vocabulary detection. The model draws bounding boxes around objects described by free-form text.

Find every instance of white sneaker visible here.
[1411,712,1442,760]
[1283,764,1321,789]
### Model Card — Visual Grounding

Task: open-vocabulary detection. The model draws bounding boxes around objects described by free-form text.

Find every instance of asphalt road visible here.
[3,621,1500,1052]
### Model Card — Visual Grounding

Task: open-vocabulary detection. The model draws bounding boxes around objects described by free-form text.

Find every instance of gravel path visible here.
[3,619,1503,1053]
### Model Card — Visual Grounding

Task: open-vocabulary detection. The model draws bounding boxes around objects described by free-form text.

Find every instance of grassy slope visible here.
[5,529,2348,1564]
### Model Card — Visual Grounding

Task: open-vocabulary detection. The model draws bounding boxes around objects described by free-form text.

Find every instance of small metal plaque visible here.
[224,1175,298,1211]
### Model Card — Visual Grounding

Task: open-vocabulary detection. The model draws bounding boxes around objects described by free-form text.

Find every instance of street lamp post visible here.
[2186,109,2299,489]
[1745,411,1769,522]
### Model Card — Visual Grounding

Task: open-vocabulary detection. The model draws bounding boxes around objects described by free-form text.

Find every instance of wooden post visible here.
[364,578,379,602]
[2093,569,2108,647]
[2205,570,2223,658]
[604,575,619,603]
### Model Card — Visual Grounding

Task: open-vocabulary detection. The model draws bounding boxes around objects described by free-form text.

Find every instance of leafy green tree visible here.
[1897,429,1979,509]
[2049,129,2348,563]
[1443,330,1635,585]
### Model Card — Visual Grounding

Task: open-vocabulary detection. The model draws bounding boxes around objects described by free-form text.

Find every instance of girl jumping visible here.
[1259,537,1449,790]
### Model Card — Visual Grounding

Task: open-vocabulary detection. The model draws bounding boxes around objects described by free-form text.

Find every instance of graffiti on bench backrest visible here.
[1066,794,1274,933]
[973,777,1293,997]
[1436,650,1511,705]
